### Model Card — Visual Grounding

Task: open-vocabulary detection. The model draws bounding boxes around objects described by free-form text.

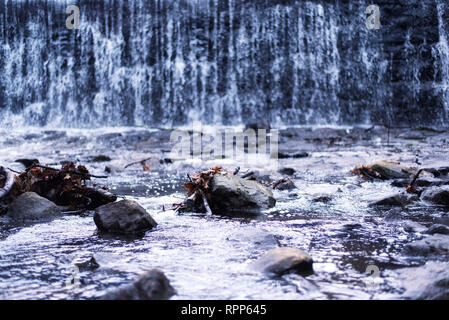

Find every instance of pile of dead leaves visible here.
[1,162,116,212]
[183,166,231,196]
[174,166,232,214]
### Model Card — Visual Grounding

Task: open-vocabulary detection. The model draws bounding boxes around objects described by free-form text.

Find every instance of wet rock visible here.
[421,186,449,206]
[250,247,313,276]
[209,173,276,213]
[7,192,61,221]
[403,221,426,233]
[395,261,449,300]
[277,151,309,159]
[425,224,449,235]
[353,160,417,180]
[23,133,42,140]
[273,178,297,191]
[75,256,100,271]
[312,194,332,203]
[90,155,112,162]
[101,269,175,300]
[94,199,157,234]
[225,227,279,251]
[159,158,173,164]
[402,235,449,256]
[278,167,295,176]
[391,177,448,188]
[15,158,39,168]
[369,193,417,207]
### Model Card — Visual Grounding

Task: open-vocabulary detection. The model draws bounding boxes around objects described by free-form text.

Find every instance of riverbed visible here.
[0,125,448,299]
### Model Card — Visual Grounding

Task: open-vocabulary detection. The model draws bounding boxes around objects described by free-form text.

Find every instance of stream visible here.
[1,125,448,300]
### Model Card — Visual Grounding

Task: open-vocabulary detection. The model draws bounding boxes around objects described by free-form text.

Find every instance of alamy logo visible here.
[169,122,279,168]
[363,264,381,289]
[366,5,381,30]
[66,5,80,30]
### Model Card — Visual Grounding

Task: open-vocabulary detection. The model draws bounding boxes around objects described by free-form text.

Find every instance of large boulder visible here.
[94,199,157,234]
[421,186,449,206]
[250,247,313,276]
[101,269,175,300]
[7,192,61,221]
[209,173,276,213]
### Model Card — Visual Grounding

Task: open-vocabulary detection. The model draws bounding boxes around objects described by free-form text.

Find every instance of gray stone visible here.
[421,186,449,206]
[7,192,61,221]
[278,167,295,176]
[101,269,175,300]
[395,262,449,300]
[312,194,332,203]
[210,173,276,213]
[94,199,157,234]
[402,235,449,256]
[250,247,313,276]
[425,224,449,235]
[369,160,416,179]
[369,193,417,207]
[273,179,297,191]
[403,221,426,233]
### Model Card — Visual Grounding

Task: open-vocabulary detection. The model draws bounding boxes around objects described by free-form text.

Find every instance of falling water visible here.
[0,0,448,128]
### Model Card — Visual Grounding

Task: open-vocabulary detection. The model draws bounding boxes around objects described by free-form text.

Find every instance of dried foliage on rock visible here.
[351,160,417,181]
[1,162,116,213]
[175,166,232,215]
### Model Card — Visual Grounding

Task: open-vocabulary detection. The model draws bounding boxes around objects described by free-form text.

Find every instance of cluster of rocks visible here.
[353,160,449,208]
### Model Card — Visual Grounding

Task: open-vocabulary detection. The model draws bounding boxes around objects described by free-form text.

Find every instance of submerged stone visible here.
[101,269,175,300]
[250,247,313,276]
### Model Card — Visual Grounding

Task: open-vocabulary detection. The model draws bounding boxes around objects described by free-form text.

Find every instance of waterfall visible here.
[436,0,449,119]
[0,0,448,128]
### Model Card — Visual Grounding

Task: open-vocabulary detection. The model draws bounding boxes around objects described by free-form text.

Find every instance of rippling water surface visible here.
[0,126,448,299]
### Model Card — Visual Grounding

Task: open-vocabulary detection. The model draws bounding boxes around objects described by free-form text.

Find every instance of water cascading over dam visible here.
[0,0,448,127]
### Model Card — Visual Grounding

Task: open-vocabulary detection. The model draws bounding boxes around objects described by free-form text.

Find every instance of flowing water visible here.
[0,126,448,299]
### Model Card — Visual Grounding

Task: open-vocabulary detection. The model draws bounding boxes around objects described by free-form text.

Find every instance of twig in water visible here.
[241,171,255,179]
[124,157,152,169]
[198,189,212,216]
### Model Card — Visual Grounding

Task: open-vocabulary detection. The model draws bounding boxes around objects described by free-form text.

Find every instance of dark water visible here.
[0,0,448,127]
[0,126,448,299]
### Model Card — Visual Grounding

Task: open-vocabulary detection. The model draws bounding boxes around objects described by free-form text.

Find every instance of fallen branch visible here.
[406,168,424,194]
[33,164,108,179]
[0,167,15,200]
[124,158,152,170]
[198,189,212,216]
[241,171,255,179]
